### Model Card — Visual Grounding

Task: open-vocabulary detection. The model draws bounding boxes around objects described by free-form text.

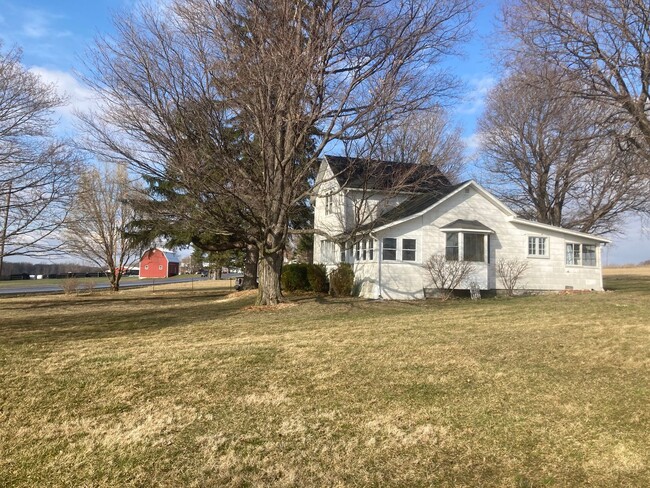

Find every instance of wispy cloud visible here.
[463,133,483,153]
[29,67,96,135]
[21,9,71,39]
[456,75,497,115]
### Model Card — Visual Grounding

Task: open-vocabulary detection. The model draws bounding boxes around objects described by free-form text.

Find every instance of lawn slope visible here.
[1,277,648,487]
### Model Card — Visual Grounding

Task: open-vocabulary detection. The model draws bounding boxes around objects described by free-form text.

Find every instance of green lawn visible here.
[0,276,648,487]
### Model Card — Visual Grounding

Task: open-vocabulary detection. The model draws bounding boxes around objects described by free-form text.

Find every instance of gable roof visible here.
[364,180,515,233]
[441,219,495,233]
[360,180,610,244]
[324,155,451,192]
[358,181,465,231]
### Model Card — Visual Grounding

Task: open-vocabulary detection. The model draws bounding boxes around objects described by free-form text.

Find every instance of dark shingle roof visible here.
[325,155,451,192]
[358,181,467,231]
[440,219,494,233]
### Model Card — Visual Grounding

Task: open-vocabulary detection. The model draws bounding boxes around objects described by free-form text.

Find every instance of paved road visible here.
[0,276,217,296]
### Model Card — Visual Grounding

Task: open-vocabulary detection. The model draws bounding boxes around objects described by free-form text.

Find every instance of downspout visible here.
[600,243,606,290]
[371,231,382,299]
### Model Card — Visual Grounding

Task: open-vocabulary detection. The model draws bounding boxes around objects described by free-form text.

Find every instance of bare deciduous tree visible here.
[0,43,79,275]
[65,164,142,292]
[351,106,466,183]
[80,0,473,305]
[503,0,650,167]
[495,257,529,296]
[423,253,475,300]
[479,64,647,234]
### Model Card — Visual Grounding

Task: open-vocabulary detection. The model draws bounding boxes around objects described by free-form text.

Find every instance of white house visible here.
[313,155,610,299]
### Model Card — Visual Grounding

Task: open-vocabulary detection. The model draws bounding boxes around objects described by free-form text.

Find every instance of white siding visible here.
[315,167,606,299]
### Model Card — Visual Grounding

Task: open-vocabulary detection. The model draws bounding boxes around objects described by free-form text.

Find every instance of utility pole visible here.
[0,181,12,279]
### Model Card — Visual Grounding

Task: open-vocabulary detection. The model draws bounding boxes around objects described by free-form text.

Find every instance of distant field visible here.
[0,272,648,487]
[603,265,650,276]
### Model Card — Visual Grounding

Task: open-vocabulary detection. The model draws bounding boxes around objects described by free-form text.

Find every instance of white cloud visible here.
[456,75,497,115]
[29,67,97,133]
[22,9,71,39]
[462,133,483,153]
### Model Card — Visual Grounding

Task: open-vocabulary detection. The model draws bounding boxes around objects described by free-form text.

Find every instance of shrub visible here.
[306,264,328,293]
[281,263,310,291]
[60,277,80,295]
[329,263,354,296]
[79,280,96,295]
[495,258,529,296]
[423,254,475,301]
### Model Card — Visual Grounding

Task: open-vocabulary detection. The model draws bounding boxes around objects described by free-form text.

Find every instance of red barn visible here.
[139,249,180,279]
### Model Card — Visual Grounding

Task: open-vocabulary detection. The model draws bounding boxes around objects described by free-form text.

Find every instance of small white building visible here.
[313,156,610,299]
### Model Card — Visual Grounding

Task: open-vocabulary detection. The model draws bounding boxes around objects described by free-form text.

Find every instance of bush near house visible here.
[281,263,311,291]
[329,262,354,296]
[282,264,329,293]
[306,264,328,293]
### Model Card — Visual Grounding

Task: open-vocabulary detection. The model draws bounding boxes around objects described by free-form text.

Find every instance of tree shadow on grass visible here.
[0,290,257,346]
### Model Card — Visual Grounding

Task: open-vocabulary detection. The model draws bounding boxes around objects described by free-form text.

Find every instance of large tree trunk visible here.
[256,251,283,305]
[109,270,120,292]
[242,244,259,290]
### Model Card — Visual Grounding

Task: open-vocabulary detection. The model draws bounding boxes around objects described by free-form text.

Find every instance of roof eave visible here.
[509,218,612,243]
[370,180,501,232]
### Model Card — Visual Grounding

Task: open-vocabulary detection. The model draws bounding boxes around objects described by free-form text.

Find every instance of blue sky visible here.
[1,0,647,264]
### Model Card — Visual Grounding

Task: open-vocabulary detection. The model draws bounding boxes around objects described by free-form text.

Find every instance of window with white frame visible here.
[382,238,397,260]
[528,236,548,257]
[463,233,484,262]
[340,242,348,263]
[367,239,374,260]
[445,233,459,261]
[445,231,488,262]
[320,240,334,263]
[566,243,582,266]
[582,244,597,266]
[324,192,334,215]
[402,239,416,261]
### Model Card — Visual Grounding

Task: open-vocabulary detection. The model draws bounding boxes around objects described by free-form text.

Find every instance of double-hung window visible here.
[528,236,548,257]
[402,239,416,261]
[566,243,581,266]
[463,234,484,262]
[382,238,397,261]
[445,233,459,261]
[324,193,334,215]
[582,244,597,266]
[567,243,597,266]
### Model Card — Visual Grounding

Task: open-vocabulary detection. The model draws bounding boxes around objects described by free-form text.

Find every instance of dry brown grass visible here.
[1,276,648,487]
[603,265,650,276]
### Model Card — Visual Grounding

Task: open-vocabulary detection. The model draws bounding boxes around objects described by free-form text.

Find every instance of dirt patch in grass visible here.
[1,279,649,486]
